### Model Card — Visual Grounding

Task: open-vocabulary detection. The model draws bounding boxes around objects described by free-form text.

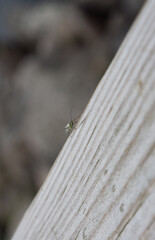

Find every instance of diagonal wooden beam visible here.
[12,0,155,239]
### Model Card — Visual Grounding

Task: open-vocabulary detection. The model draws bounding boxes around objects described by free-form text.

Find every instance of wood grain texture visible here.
[12,0,155,239]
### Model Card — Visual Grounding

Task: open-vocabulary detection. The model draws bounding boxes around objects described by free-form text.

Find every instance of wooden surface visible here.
[12,0,155,239]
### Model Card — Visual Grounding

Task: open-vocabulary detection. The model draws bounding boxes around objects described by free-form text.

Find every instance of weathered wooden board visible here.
[12,0,155,239]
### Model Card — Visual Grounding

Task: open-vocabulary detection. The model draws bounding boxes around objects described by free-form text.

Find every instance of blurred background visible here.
[0,0,145,239]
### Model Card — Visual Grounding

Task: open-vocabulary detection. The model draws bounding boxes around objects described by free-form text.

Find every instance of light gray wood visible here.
[12,0,155,239]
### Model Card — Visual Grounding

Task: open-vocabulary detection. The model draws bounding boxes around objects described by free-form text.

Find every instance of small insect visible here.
[65,119,77,134]
[65,108,80,135]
